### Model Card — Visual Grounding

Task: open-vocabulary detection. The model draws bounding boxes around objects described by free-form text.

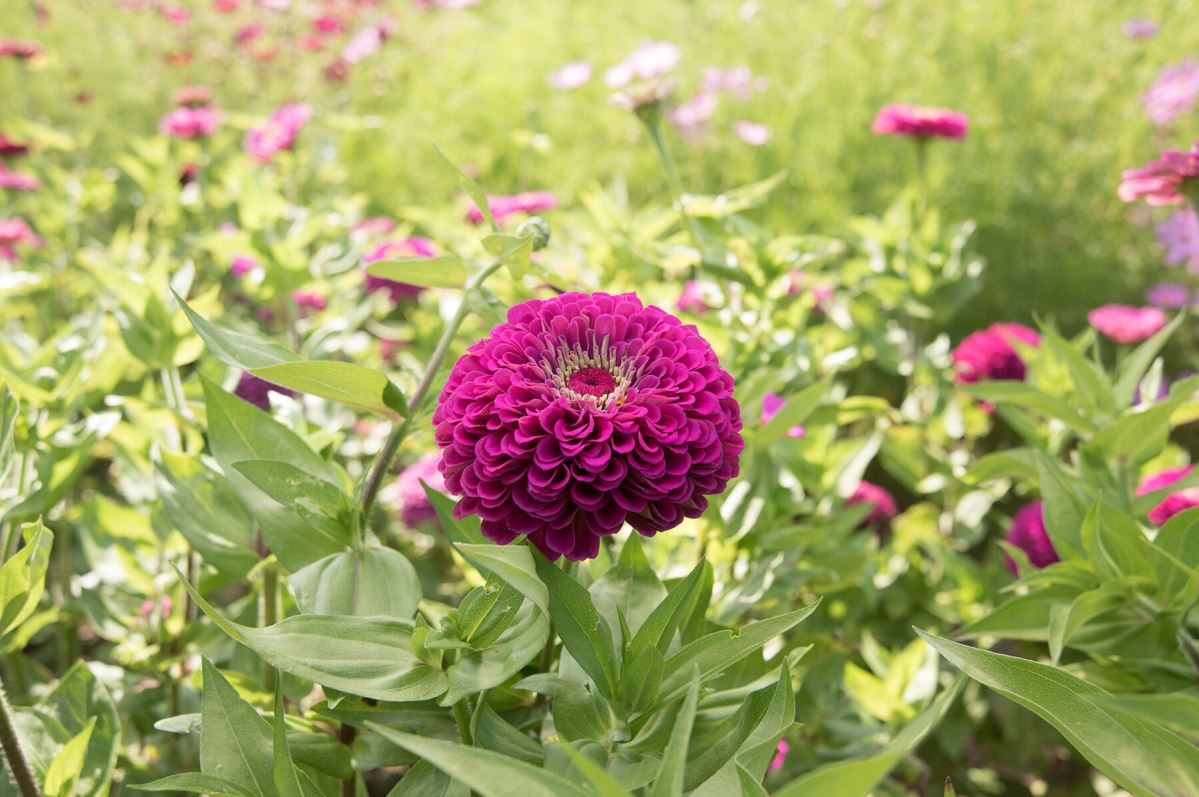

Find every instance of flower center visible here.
[566,367,616,397]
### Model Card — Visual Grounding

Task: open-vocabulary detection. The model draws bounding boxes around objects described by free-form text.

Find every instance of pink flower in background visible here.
[245,103,312,162]
[363,236,436,301]
[735,121,771,146]
[434,291,743,561]
[313,16,343,34]
[1146,281,1195,308]
[292,291,326,311]
[172,85,212,107]
[1118,143,1199,206]
[0,167,39,191]
[952,323,1040,384]
[379,338,402,360]
[234,372,296,410]
[0,41,42,60]
[1138,466,1199,524]
[1123,18,1159,38]
[342,26,385,63]
[297,35,326,52]
[668,92,718,138]
[761,393,806,438]
[604,41,681,88]
[847,481,898,528]
[872,104,968,140]
[676,280,710,314]
[0,217,44,260]
[701,65,767,100]
[1142,60,1199,127]
[549,61,592,90]
[769,739,790,773]
[158,106,220,139]
[0,134,30,158]
[230,254,259,277]
[138,596,172,620]
[1157,208,1199,272]
[1087,304,1167,343]
[234,22,265,45]
[158,4,191,23]
[352,216,397,237]
[467,191,557,224]
[1004,501,1058,573]
[739,1,759,20]
[395,453,446,526]
[214,0,240,11]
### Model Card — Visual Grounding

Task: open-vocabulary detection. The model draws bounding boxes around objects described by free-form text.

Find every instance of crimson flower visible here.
[872,104,967,140]
[1118,143,1199,206]
[1004,501,1059,573]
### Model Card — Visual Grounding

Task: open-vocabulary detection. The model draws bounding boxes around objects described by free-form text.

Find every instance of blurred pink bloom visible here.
[701,65,767,100]
[313,16,343,33]
[363,236,436,301]
[395,452,446,526]
[1157,208,1199,272]
[159,106,220,139]
[735,120,771,146]
[1142,60,1199,127]
[1146,281,1195,308]
[1087,304,1167,343]
[668,92,718,138]
[1138,466,1199,524]
[1118,143,1199,206]
[761,393,806,438]
[872,104,968,140]
[292,291,326,310]
[172,85,212,107]
[158,4,191,23]
[230,254,259,277]
[352,216,397,237]
[952,323,1040,384]
[342,26,384,63]
[0,167,39,191]
[415,0,480,8]
[297,35,326,51]
[214,0,240,11]
[676,280,710,314]
[1004,501,1059,573]
[768,739,789,773]
[379,338,403,360]
[604,41,681,88]
[139,596,172,620]
[1123,18,1159,38]
[0,41,42,60]
[847,481,898,528]
[0,133,30,157]
[0,217,44,260]
[245,103,312,162]
[234,22,265,45]
[548,61,592,90]
[466,191,557,224]
[739,1,759,20]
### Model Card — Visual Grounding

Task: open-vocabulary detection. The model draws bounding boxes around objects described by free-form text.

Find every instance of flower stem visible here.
[646,119,707,257]
[358,259,505,518]
[261,563,279,690]
[913,138,929,220]
[451,699,473,746]
[0,674,39,797]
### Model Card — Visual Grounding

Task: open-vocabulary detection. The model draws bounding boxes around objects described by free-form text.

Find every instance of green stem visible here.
[0,674,39,797]
[914,138,929,221]
[358,259,505,518]
[646,119,706,257]
[261,564,279,690]
[451,699,474,746]
[339,724,356,797]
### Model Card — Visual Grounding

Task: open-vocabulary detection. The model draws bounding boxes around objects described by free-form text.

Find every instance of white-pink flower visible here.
[604,41,680,89]
[734,121,771,146]
[548,61,592,90]
[668,92,718,138]
[701,65,767,100]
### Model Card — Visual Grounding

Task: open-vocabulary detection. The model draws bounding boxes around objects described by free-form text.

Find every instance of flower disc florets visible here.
[433,291,743,560]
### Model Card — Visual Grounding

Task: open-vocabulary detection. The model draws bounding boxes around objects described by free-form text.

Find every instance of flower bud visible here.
[516,215,551,251]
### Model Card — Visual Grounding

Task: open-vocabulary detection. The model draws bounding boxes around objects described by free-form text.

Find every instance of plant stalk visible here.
[261,563,279,690]
[451,699,473,746]
[646,119,706,256]
[0,674,39,797]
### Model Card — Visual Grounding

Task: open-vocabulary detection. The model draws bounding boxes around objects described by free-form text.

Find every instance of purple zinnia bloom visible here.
[846,481,898,528]
[159,106,220,139]
[1088,304,1167,343]
[395,452,447,526]
[1158,208,1199,273]
[1137,466,1199,525]
[761,393,805,438]
[952,323,1040,384]
[245,103,312,163]
[1142,60,1199,127]
[363,236,436,302]
[1123,18,1159,39]
[234,372,296,410]
[1004,500,1059,573]
[433,291,744,561]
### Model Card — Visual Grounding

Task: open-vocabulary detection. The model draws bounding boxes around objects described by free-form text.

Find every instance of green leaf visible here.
[647,669,700,797]
[386,759,467,797]
[684,682,774,791]
[919,631,1199,797]
[425,489,487,546]
[735,766,770,797]
[963,382,1097,434]
[754,377,830,447]
[0,386,16,484]
[1081,401,1177,467]
[131,773,256,796]
[1090,693,1199,738]
[442,602,549,706]
[455,543,548,614]
[364,723,594,797]
[1034,451,1085,560]
[36,661,121,797]
[273,680,305,797]
[174,289,299,369]
[179,572,447,702]
[681,171,788,219]
[627,560,708,660]
[1047,583,1128,663]
[156,451,260,578]
[43,717,96,797]
[1114,313,1185,407]
[233,459,348,521]
[1153,508,1199,609]
[558,745,635,797]
[251,361,406,418]
[0,519,53,638]
[958,585,1084,641]
[290,547,421,618]
[1042,329,1112,417]
[366,256,467,289]
[534,556,619,700]
[471,702,544,766]
[199,659,276,797]
[435,144,498,232]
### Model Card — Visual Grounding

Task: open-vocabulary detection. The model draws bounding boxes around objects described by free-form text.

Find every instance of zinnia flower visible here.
[761,393,805,438]
[667,92,718,138]
[1118,143,1199,206]
[230,254,259,278]
[952,323,1040,383]
[734,121,771,146]
[363,236,436,301]
[872,104,968,140]
[245,103,312,162]
[352,216,397,237]
[1087,304,1167,343]
[604,41,681,89]
[0,167,39,191]
[676,280,710,315]
[548,61,592,90]
[0,41,43,60]
[395,453,446,527]
[847,481,898,528]
[0,217,43,260]
[1157,208,1199,272]
[1142,60,1199,127]
[234,372,295,410]
[1137,466,1199,524]
[159,106,220,139]
[433,291,743,561]
[342,26,385,63]
[466,191,557,225]
[1004,501,1059,573]
[292,291,326,311]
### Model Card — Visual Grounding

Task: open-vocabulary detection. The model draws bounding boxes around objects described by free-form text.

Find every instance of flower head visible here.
[847,481,898,528]
[363,236,436,301]
[1004,501,1059,573]
[0,41,43,60]
[734,120,771,146]
[467,191,557,225]
[667,92,718,138]
[1088,304,1167,343]
[395,452,447,526]
[1142,60,1199,127]
[1118,143,1199,206]
[230,254,259,278]
[768,739,790,773]
[1137,466,1199,524]
[0,133,30,158]
[434,291,743,561]
[1158,208,1199,272]
[676,280,710,315]
[172,85,212,107]
[872,104,968,140]
[701,65,767,100]
[604,41,681,89]
[292,290,326,311]
[1146,281,1197,309]
[234,372,295,410]
[245,103,312,163]
[952,323,1040,384]
[549,61,592,90]
[0,217,43,260]
[159,106,221,139]
[0,167,39,191]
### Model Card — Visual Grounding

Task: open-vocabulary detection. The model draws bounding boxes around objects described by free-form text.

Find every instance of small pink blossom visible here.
[0,133,30,157]
[604,41,681,89]
[1146,281,1195,309]
[352,217,397,237]
[230,254,259,277]
[158,106,221,139]
[297,35,326,52]
[872,104,968,140]
[1138,466,1199,524]
[734,120,771,146]
[701,65,767,100]
[1123,18,1159,38]
[847,481,898,529]
[214,0,240,11]
[1142,60,1199,127]
[342,26,384,63]
[245,103,312,163]
[466,191,557,225]
[548,61,592,90]
[234,22,265,45]
[292,291,326,310]
[139,596,173,620]
[667,92,718,138]
[395,453,446,526]
[363,236,437,301]
[0,41,42,60]
[1087,304,1167,343]
[172,85,212,107]
[768,738,789,773]
[158,4,191,23]
[1118,143,1199,206]
[761,393,805,438]
[1157,208,1199,272]
[0,217,44,260]
[0,167,39,191]
[676,280,710,314]
[313,16,343,34]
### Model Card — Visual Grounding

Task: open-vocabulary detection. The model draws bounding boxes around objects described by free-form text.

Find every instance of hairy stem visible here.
[451,699,473,746]
[0,674,39,797]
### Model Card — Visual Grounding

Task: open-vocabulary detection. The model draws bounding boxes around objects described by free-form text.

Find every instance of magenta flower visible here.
[0,167,39,191]
[466,191,557,225]
[734,120,771,146]
[1137,466,1199,524]
[667,92,718,139]
[245,103,312,163]
[363,236,436,302]
[159,4,191,23]
[172,85,212,107]
[1118,143,1199,206]
[0,217,43,260]
[1142,60,1199,127]
[0,41,42,60]
[1157,208,1199,272]
[230,254,259,278]
[548,61,592,90]
[952,323,1040,384]
[158,106,220,139]
[847,481,898,528]
[1088,304,1167,343]
[352,216,397,237]
[676,280,710,314]
[0,134,30,158]
[604,41,681,89]
[234,372,296,410]
[1004,501,1059,573]
[395,452,447,527]
[234,22,265,45]
[1123,18,1159,38]
[292,291,326,311]
[433,291,744,561]
[768,739,790,773]
[872,104,968,140]
[761,393,805,438]
[1146,281,1196,308]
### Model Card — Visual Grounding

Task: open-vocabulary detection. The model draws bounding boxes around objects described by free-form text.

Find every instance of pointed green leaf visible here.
[0,520,53,639]
[647,669,700,797]
[199,659,276,797]
[534,556,619,700]
[366,256,467,289]
[290,547,421,618]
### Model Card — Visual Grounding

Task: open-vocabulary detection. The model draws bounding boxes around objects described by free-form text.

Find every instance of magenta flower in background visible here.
[701,65,767,100]
[872,104,968,140]
[230,254,259,278]
[952,323,1040,384]
[847,481,898,528]
[768,739,790,773]
[292,291,326,311]
[735,121,771,146]
[0,133,30,158]
[234,372,296,410]
[234,22,265,45]
[1123,18,1159,38]
[549,61,592,90]
[668,92,718,138]
[433,291,744,561]
[159,106,220,139]
[1138,466,1199,524]
[1142,60,1199,127]
[604,41,681,89]
[1118,143,1199,206]
[395,452,446,527]
[466,191,557,225]
[0,217,44,260]
[159,4,191,23]
[342,26,385,64]
[0,167,39,191]
[245,103,312,162]
[1004,501,1058,573]
[761,393,806,438]
[1157,208,1199,272]
[0,41,42,60]
[1146,281,1195,309]
[1087,304,1167,343]
[352,216,397,237]
[676,280,710,314]
[363,236,436,302]
[172,84,212,107]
